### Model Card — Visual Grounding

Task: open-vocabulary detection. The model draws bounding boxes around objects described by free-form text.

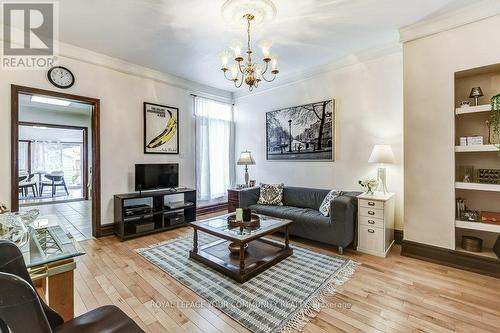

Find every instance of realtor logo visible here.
[1,1,58,69]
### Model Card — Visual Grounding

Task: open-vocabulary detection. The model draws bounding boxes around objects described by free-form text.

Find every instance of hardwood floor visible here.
[74,214,500,333]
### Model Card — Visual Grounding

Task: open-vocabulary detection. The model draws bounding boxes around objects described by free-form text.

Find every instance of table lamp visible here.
[469,87,484,106]
[368,145,395,194]
[237,151,256,186]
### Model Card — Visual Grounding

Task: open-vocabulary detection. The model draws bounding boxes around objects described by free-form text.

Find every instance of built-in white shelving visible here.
[455,144,499,152]
[455,104,491,115]
[455,220,500,233]
[455,246,498,259]
[455,182,500,192]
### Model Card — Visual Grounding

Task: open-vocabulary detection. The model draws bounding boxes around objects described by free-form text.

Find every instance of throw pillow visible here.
[319,190,343,216]
[257,183,284,206]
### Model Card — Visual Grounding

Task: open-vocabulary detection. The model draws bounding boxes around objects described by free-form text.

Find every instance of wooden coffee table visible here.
[189,213,293,283]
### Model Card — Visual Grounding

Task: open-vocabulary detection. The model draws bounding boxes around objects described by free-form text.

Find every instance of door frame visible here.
[11,85,104,237]
[19,121,89,200]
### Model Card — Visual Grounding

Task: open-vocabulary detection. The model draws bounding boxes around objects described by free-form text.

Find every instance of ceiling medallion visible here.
[219,0,279,91]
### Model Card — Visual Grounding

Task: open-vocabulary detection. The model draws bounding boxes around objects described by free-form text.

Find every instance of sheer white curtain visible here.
[31,141,63,173]
[194,96,235,200]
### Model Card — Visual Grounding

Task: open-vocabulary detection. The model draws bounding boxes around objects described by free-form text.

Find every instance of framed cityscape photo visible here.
[144,102,179,154]
[266,99,335,161]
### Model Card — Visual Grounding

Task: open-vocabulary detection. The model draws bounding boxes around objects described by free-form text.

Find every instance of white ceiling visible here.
[58,0,478,92]
[19,125,84,143]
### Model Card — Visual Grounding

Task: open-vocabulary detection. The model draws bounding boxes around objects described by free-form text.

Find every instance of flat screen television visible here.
[135,163,179,191]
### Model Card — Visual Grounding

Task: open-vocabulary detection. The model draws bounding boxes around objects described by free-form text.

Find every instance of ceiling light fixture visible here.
[31,95,72,106]
[220,0,279,91]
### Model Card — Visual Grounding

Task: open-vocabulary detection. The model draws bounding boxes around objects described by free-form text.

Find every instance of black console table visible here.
[114,188,196,241]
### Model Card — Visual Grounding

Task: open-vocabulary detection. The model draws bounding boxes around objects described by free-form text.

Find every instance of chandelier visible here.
[219,0,279,91]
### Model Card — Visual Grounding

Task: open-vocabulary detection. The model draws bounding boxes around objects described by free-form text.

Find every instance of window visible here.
[194,96,235,200]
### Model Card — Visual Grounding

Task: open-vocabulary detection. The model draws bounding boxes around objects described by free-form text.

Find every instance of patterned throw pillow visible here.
[319,190,343,216]
[257,183,284,206]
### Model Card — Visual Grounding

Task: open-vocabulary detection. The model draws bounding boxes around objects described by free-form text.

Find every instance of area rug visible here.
[137,234,357,333]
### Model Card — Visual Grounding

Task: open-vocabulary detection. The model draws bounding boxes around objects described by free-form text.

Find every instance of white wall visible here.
[0,47,230,226]
[403,14,500,249]
[234,52,404,229]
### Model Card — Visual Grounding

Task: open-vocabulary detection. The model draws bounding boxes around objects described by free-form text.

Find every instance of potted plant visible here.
[358,178,379,195]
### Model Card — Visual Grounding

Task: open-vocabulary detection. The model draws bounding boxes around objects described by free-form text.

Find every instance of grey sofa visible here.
[238,186,361,254]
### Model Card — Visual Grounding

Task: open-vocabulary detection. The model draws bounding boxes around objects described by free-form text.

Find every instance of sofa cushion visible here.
[249,204,330,225]
[319,190,343,216]
[257,183,284,206]
[282,187,330,210]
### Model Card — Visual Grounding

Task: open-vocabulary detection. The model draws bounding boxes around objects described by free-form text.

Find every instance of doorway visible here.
[11,85,102,238]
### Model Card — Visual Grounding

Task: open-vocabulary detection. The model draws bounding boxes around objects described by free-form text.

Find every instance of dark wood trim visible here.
[401,240,500,279]
[19,121,89,131]
[99,224,116,237]
[18,121,89,201]
[394,229,403,245]
[197,202,228,215]
[11,85,101,237]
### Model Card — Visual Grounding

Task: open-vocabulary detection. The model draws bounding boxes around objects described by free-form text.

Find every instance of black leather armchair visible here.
[0,240,144,333]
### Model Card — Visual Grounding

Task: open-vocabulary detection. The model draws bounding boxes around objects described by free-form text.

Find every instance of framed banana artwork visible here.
[144,102,179,154]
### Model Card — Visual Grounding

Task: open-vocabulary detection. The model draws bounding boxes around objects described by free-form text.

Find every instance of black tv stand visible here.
[114,188,196,241]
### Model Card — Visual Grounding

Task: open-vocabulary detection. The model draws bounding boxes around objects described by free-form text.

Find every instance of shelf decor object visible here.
[476,169,500,184]
[237,151,256,186]
[494,236,500,259]
[462,235,483,252]
[469,86,484,106]
[491,93,500,146]
[368,145,395,194]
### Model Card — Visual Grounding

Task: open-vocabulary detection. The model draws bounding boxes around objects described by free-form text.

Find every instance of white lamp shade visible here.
[368,145,395,164]
[237,151,256,165]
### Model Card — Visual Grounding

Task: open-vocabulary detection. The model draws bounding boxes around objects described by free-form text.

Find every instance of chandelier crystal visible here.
[220,0,279,91]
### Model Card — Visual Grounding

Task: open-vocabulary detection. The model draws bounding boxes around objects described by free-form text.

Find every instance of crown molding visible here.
[1,24,233,101]
[399,0,500,43]
[233,42,401,100]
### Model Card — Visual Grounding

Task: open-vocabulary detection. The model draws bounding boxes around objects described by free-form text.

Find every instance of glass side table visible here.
[21,214,85,321]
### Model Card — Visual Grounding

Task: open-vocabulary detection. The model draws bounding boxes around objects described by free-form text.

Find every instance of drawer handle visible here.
[368,220,375,224]
[368,202,375,206]
[368,211,375,215]
[368,229,375,233]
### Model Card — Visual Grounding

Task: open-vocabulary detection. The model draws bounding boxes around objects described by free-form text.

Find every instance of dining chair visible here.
[19,173,38,198]
[0,241,144,333]
[40,171,69,197]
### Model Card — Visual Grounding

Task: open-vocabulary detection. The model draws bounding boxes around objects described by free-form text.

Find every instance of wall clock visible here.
[47,66,75,89]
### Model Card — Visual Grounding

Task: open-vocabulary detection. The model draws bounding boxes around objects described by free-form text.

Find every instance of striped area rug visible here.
[137,234,357,333]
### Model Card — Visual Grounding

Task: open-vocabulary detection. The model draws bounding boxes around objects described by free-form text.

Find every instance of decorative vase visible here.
[0,213,29,248]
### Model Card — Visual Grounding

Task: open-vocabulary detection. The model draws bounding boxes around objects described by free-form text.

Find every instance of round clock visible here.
[47,66,75,89]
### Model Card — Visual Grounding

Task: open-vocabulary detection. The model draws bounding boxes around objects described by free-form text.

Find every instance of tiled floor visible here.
[20,187,84,205]
[21,200,92,241]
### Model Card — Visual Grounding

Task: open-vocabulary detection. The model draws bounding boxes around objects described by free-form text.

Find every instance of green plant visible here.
[491,94,500,151]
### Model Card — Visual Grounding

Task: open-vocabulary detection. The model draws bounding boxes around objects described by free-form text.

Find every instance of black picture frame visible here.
[144,102,179,154]
[265,99,335,161]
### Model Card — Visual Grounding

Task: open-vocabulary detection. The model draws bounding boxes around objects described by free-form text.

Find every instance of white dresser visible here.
[357,192,395,257]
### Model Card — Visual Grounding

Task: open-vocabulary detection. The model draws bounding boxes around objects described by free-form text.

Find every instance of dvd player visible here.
[124,204,152,216]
